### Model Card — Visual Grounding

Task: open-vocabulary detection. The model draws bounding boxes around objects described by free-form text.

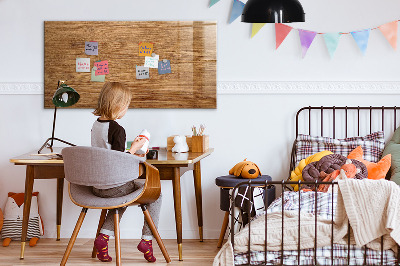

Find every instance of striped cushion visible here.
[1,217,41,240]
[295,131,385,167]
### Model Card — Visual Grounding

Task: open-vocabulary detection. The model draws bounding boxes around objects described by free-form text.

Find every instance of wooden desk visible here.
[10,147,213,261]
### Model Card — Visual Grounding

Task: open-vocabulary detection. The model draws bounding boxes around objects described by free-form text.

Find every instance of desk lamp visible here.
[38,80,80,154]
[241,0,305,23]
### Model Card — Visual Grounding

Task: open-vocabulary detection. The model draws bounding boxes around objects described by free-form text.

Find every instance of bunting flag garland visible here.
[275,23,293,49]
[229,0,245,24]
[209,0,220,8]
[323,33,341,58]
[251,23,266,38]
[378,21,398,50]
[298,29,317,58]
[351,29,370,55]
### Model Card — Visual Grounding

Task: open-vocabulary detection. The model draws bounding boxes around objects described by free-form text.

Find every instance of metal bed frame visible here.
[230,106,400,266]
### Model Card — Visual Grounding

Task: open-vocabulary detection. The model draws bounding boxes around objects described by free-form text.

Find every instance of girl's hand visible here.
[134,148,149,157]
[128,137,147,155]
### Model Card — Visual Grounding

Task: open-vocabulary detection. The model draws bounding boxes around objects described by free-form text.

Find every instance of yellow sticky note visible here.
[138,42,154,57]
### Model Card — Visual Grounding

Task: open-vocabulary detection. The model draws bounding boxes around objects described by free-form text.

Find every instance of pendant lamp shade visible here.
[241,0,305,23]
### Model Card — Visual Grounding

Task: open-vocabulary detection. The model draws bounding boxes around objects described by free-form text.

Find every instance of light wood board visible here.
[44,21,217,109]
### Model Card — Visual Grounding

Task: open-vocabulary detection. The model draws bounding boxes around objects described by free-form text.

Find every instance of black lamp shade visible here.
[52,83,80,107]
[241,0,305,23]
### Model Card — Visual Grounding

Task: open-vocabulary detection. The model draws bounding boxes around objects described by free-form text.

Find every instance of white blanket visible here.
[213,179,400,266]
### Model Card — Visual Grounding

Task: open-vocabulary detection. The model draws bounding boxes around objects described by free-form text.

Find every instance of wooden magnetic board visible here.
[44,21,216,109]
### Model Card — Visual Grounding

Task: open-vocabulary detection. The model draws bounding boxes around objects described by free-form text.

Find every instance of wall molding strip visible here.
[1,81,400,95]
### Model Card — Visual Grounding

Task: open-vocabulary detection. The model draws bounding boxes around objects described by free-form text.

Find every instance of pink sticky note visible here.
[94,60,109,76]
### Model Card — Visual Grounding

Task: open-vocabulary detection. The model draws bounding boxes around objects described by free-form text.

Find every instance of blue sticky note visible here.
[85,41,98,55]
[158,60,171,75]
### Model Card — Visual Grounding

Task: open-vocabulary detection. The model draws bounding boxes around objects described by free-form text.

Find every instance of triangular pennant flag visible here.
[209,0,220,7]
[323,33,341,58]
[298,29,317,58]
[378,21,398,50]
[229,0,245,24]
[351,29,370,55]
[251,23,266,38]
[275,23,293,49]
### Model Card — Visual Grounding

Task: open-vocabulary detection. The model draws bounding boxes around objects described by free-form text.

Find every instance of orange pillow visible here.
[347,146,391,180]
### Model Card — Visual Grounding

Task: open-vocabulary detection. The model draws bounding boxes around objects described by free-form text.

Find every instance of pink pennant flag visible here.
[378,21,398,50]
[298,29,317,58]
[275,23,293,49]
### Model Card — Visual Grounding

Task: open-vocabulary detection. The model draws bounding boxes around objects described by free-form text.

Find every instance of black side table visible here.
[215,175,275,248]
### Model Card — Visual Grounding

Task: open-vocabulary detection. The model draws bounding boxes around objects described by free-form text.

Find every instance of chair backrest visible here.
[62,146,145,187]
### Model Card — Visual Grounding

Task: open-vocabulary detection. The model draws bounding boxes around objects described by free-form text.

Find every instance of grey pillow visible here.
[382,126,400,184]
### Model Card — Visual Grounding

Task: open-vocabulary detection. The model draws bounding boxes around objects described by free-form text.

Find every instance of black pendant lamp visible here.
[242,0,305,23]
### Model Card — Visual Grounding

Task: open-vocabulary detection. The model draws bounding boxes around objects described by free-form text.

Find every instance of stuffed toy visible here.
[348,146,391,180]
[1,192,44,247]
[229,159,261,179]
[172,135,189,153]
[289,150,333,191]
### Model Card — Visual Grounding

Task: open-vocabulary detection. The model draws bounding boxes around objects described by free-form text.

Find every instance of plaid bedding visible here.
[294,131,385,166]
[234,191,397,265]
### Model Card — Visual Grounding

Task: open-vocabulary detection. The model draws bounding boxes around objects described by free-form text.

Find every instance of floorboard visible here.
[0,239,222,265]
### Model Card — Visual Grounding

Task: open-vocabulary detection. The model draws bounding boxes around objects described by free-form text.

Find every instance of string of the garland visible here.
[285,20,400,35]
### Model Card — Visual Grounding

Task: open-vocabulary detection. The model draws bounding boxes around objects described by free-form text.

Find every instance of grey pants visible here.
[92,180,162,240]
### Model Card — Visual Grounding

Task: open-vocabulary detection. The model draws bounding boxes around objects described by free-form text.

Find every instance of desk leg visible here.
[20,165,35,259]
[193,161,203,242]
[56,178,64,241]
[172,167,183,261]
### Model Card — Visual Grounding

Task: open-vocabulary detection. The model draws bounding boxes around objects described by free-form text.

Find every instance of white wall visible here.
[1,0,400,240]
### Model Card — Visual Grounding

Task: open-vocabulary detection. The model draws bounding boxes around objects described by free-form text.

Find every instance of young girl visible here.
[91,82,162,263]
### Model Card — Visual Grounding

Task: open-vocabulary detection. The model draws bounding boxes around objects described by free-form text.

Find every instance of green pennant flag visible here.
[209,0,220,7]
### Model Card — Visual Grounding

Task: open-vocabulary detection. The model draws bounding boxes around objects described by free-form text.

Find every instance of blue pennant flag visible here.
[351,29,371,55]
[323,33,341,58]
[209,0,220,7]
[229,0,245,24]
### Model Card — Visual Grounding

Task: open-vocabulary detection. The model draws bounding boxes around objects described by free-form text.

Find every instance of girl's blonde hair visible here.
[93,82,132,120]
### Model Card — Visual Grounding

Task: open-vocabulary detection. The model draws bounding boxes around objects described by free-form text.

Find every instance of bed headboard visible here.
[290,106,400,179]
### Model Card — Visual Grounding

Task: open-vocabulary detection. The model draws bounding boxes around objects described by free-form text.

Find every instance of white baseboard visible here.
[1,81,400,95]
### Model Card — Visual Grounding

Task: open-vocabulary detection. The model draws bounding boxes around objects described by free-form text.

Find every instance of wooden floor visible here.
[0,239,222,265]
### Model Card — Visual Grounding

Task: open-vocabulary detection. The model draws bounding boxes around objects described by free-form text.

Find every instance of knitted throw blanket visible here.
[214,179,400,266]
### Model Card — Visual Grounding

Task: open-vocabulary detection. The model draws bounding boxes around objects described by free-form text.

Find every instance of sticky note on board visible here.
[91,66,105,82]
[144,56,159,68]
[76,58,91,72]
[85,41,98,55]
[136,66,150,79]
[138,42,154,56]
[94,60,109,76]
[158,60,171,74]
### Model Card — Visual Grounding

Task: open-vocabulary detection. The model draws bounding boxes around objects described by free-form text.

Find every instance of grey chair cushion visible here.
[69,180,145,208]
[62,146,145,188]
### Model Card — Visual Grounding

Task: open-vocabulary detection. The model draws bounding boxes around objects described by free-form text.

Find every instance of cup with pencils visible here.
[191,124,209,152]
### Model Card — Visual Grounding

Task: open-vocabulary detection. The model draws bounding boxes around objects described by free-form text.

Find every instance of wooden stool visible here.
[215,175,275,248]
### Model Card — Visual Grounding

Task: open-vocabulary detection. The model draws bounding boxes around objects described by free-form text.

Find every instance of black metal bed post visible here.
[281,181,285,266]
[298,180,301,266]
[331,182,334,265]
[247,180,252,264]
[314,180,318,266]
[264,180,268,266]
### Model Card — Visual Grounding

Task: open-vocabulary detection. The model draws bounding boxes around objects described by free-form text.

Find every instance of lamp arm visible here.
[50,106,57,148]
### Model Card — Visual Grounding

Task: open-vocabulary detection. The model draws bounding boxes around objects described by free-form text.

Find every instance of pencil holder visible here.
[191,135,209,153]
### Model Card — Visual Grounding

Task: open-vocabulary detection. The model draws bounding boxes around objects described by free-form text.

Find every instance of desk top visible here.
[10,147,214,166]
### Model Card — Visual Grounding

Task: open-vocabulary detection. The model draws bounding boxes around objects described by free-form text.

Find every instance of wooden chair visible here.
[60,146,171,265]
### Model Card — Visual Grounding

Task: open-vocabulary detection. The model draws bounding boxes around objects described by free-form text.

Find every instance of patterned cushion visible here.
[295,131,385,166]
